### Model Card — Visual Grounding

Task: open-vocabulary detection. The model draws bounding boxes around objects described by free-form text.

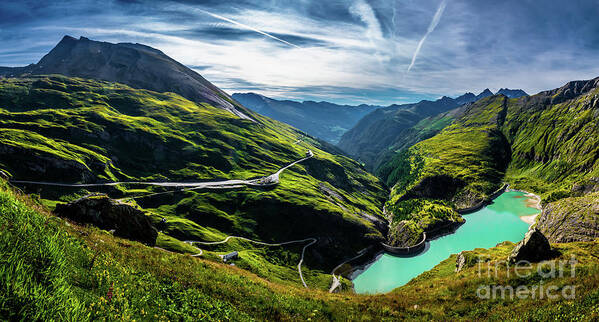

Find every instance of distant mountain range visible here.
[232,93,382,143]
[337,88,527,169]
[234,88,527,145]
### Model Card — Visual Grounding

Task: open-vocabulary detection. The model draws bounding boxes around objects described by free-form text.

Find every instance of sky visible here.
[1,0,599,105]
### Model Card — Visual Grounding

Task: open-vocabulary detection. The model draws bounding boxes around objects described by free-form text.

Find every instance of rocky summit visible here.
[0,36,254,120]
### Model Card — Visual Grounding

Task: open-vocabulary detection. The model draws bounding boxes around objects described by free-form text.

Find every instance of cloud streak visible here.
[196,9,300,48]
[2,0,599,105]
[407,0,447,72]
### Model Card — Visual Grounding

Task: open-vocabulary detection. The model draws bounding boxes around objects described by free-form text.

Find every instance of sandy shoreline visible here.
[520,214,538,225]
[523,192,542,210]
[510,190,542,225]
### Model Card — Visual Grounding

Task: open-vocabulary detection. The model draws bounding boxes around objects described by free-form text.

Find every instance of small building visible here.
[222,251,239,262]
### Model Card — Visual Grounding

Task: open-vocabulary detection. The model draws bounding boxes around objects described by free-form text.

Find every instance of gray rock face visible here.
[496,88,528,98]
[455,251,467,272]
[536,193,599,243]
[455,251,480,272]
[55,194,157,246]
[0,35,254,121]
[571,178,599,195]
[508,228,553,263]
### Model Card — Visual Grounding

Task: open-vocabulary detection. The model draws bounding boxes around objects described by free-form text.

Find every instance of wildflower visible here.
[107,283,114,303]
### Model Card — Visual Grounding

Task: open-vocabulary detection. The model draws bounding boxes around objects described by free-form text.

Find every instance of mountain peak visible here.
[3,36,255,121]
[454,92,476,105]
[475,89,493,100]
[60,35,77,42]
[496,88,528,98]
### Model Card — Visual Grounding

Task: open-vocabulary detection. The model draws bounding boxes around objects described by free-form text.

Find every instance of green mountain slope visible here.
[375,107,461,184]
[381,77,599,246]
[0,36,254,120]
[338,89,527,171]
[2,179,598,320]
[337,90,495,169]
[502,78,599,200]
[0,75,388,277]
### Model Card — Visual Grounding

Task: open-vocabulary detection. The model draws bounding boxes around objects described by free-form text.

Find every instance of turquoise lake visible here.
[352,191,540,294]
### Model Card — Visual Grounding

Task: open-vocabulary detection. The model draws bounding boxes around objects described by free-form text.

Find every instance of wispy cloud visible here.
[196,9,300,48]
[2,0,599,105]
[407,0,447,73]
[349,0,383,41]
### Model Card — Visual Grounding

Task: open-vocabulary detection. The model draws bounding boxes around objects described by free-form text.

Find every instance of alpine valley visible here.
[1,35,598,321]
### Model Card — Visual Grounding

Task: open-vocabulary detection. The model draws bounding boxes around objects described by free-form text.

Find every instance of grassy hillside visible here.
[337,91,495,170]
[2,180,598,320]
[0,75,388,279]
[376,108,460,186]
[380,78,599,246]
[381,96,510,246]
[502,79,599,202]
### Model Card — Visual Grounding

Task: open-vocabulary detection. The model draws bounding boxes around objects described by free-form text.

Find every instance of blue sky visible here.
[1,0,599,105]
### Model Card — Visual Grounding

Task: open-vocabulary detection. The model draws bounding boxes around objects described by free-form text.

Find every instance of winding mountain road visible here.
[185,236,318,288]
[11,150,327,289]
[328,248,369,293]
[10,150,314,190]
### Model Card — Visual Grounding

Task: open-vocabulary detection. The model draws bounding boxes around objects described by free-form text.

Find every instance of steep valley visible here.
[379,77,599,249]
[0,75,390,284]
[1,36,599,321]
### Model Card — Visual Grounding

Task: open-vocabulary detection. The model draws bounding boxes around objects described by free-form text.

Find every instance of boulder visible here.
[55,194,158,246]
[508,228,553,263]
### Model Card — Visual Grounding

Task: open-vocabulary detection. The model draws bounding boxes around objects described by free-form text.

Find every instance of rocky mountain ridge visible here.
[0,36,254,120]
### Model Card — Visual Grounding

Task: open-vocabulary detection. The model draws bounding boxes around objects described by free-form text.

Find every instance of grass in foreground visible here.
[2,180,599,320]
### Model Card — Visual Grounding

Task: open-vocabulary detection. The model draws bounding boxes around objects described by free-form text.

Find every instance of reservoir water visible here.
[352,191,540,294]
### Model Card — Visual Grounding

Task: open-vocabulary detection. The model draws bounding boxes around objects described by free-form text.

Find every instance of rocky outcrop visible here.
[571,178,599,195]
[508,229,553,263]
[536,193,599,243]
[455,251,480,272]
[55,194,158,245]
[400,175,467,201]
[386,220,424,247]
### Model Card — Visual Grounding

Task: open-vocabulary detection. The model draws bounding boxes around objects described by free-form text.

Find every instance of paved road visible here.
[328,248,369,293]
[10,150,314,190]
[12,150,320,287]
[185,236,317,288]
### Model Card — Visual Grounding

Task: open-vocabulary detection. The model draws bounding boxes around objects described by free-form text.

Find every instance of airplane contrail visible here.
[197,9,300,49]
[407,0,447,72]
